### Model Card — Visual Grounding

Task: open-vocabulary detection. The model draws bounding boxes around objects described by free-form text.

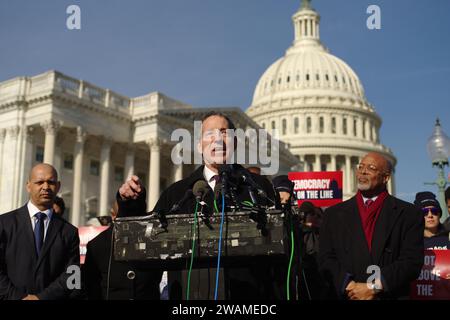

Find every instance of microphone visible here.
[193,180,214,229]
[193,180,209,203]
[218,164,240,209]
[236,168,267,198]
[218,164,233,195]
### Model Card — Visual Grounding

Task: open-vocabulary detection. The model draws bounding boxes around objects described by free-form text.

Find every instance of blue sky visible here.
[1,0,449,203]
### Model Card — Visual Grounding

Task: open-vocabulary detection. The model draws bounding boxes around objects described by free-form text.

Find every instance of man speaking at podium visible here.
[117,112,281,299]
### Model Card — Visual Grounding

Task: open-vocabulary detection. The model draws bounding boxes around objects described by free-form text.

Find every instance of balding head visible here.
[27,163,60,211]
[356,152,392,197]
[29,163,58,181]
[364,152,392,174]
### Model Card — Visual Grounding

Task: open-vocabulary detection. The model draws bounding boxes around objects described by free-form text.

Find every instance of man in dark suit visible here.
[83,201,163,300]
[319,152,424,300]
[118,112,281,299]
[0,163,80,300]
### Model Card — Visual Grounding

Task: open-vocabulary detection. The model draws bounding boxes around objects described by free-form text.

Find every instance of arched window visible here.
[306,117,312,133]
[282,119,287,135]
[294,117,299,134]
[343,118,348,135]
[319,117,324,133]
[331,117,336,134]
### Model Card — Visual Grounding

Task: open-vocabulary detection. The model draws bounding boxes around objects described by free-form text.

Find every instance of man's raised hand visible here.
[119,175,143,200]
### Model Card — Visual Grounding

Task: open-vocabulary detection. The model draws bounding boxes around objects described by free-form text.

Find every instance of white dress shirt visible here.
[362,195,378,205]
[203,165,219,191]
[27,200,53,241]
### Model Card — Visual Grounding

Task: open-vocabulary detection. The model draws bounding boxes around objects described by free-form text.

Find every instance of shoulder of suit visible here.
[388,195,418,211]
[163,166,205,193]
[324,197,355,213]
[52,214,79,233]
[86,227,111,248]
[164,177,192,194]
[0,205,27,222]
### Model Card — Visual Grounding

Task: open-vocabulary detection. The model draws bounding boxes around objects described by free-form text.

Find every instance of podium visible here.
[113,210,300,299]
[114,210,291,267]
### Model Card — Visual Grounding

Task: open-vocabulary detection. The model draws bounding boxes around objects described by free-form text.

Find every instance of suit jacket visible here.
[0,205,80,300]
[318,195,424,299]
[118,164,285,300]
[83,227,163,300]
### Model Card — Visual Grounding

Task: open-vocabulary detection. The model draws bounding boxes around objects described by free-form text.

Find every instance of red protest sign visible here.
[410,250,450,300]
[288,171,343,207]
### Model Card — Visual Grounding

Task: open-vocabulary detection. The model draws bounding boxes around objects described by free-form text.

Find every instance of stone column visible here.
[336,115,343,136]
[173,143,183,183]
[124,144,135,181]
[147,138,161,211]
[18,127,35,205]
[99,137,112,216]
[364,120,370,141]
[312,114,319,134]
[330,154,336,172]
[372,125,378,143]
[174,163,183,183]
[314,154,321,172]
[41,120,61,165]
[0,129,6,201]
[3,126,20,212]
[71,126,86,227]
[345,155,352,195]
[325,114,332,134]
[357,117,364,139]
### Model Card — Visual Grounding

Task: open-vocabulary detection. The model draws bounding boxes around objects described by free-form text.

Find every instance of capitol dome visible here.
[247,0,396,199]
[252,46,366,105]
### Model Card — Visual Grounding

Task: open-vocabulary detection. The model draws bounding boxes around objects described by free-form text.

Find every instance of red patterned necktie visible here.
[365,199,374,209]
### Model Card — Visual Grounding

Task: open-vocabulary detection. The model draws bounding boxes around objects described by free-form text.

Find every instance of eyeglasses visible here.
[356,163,379,174]
[202,129,231,140]
[421,207,440,216]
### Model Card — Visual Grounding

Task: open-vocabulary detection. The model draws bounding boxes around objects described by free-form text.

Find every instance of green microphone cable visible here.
[186,201,199,300]
[286,216,295,300]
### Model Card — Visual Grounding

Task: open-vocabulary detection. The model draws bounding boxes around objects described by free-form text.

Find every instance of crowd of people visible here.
[0,111,449,300]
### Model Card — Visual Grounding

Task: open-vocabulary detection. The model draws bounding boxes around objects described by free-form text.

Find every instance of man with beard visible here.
[117,112,280,299]
[319,152,424,300]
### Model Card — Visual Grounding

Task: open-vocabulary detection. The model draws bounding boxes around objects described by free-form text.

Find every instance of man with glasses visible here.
[319,152,424,300]
[414,191,450,250]
[117,111,278,299]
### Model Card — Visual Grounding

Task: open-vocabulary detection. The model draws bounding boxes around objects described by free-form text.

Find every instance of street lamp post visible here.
[424,118,450,223]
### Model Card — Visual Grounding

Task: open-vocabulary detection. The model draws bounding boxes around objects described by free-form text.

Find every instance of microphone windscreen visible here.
[193,180,208,198]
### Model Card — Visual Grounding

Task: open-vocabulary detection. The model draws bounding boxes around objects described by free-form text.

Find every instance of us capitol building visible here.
[0,0,395,226]
[247,0,396,198]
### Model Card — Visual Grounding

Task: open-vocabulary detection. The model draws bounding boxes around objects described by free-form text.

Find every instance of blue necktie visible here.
[34,212,46,256]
